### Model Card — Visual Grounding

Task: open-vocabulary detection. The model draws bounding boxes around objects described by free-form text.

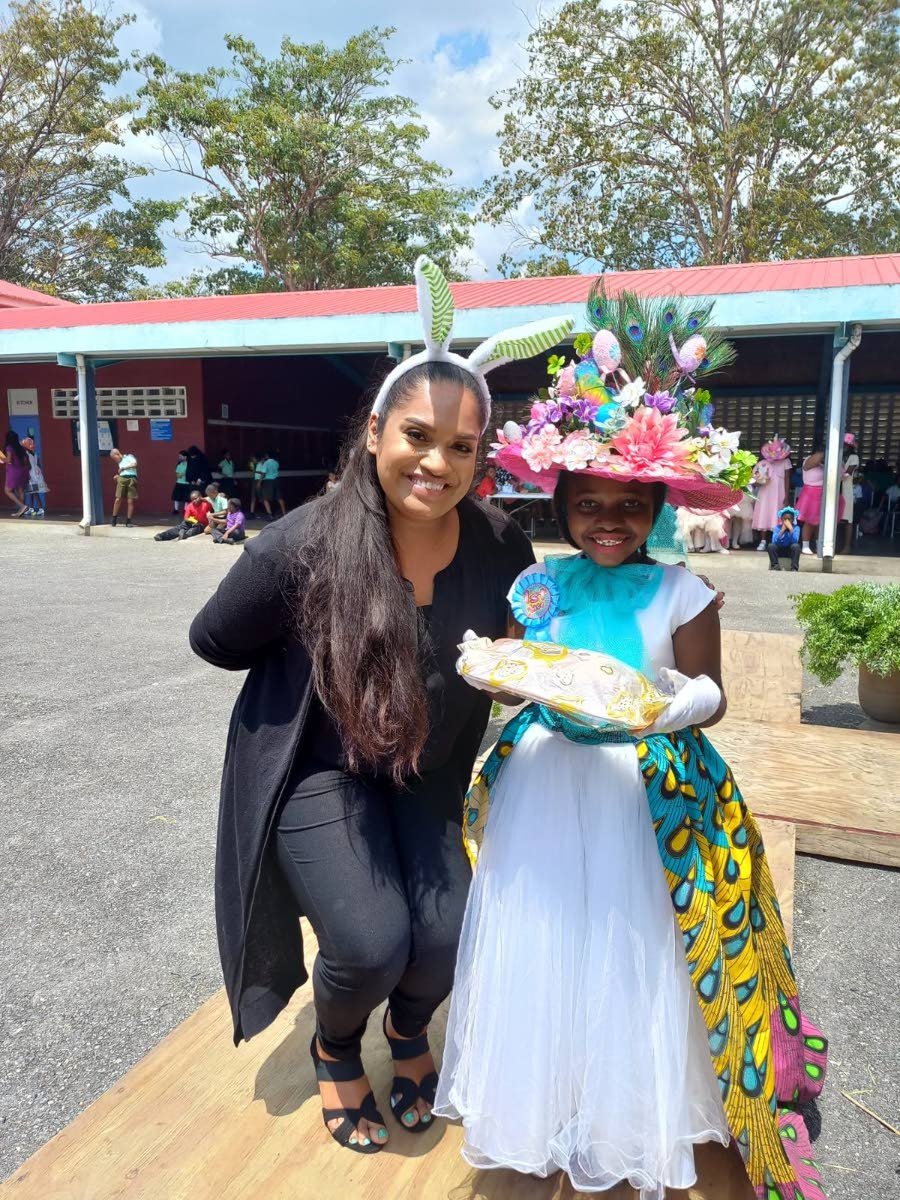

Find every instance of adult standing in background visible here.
[190,256,571,1156]
[185,445,212,493]
[109,448,138,528]
[838,433,860,554]
[1,430,30,517]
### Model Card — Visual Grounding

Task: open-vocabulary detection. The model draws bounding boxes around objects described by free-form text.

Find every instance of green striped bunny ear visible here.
[469,315,575,376]
[414,255,455,350]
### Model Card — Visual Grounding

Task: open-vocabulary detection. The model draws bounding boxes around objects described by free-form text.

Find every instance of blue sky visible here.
[98,0,553,285]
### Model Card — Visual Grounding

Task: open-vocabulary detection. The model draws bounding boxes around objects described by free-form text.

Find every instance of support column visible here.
[76,354,105,529]
[820,325,862,570]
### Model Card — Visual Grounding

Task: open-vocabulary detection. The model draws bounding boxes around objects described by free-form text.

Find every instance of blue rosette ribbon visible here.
[510,570,561,640]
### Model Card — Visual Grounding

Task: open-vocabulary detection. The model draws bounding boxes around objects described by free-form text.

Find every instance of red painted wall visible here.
[1,359,206,514]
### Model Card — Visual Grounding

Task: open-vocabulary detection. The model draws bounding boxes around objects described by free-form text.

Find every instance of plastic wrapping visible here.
[457,636,670,733]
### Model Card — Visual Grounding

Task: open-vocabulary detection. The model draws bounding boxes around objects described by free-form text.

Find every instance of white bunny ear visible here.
[415,255,455,350]
[469,315,575,376]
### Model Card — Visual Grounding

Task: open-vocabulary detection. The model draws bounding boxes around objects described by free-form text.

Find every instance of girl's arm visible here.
[803,451,825,469]
[672,602,728,728]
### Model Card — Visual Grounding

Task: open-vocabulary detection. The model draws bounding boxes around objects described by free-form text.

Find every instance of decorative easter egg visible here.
[556,363,577,395]
[592,329,622,373]
[670,333,707,373]
[573,360,607,401]
[502,420,523,444]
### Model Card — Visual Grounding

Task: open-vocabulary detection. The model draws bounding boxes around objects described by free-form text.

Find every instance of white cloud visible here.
[117,1,563,283]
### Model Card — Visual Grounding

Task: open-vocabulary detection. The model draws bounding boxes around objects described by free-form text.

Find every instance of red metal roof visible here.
[0,254,897,331]
[0,279,76,309]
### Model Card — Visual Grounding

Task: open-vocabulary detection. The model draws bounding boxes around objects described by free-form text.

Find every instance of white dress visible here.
[433,566,731,1197]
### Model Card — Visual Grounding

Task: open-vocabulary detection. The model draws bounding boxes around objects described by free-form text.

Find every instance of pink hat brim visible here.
[495,444,743,512]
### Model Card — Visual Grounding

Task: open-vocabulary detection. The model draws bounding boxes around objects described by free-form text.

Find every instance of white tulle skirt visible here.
[433,724,731,1198]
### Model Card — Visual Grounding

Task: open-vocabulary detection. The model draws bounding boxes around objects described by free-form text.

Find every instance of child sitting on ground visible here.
[203,482,229,536]
[212,497,246,544]
[154,489,212,541]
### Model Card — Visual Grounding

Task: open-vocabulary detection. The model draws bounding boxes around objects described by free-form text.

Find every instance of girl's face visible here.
[367,378,482,522]
[566,475,657,566]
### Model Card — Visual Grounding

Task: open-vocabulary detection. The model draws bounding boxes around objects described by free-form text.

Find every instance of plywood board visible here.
[712,718,900,868]
[755,818,796,946]
[720,630,803,725]
[5,887,784,1200]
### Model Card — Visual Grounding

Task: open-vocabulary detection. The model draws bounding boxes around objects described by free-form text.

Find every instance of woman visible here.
[795,442,843,555]
[185,444,212,492]
[838,434,860,553]
[1,430,30,516]
[190,256,571,1155]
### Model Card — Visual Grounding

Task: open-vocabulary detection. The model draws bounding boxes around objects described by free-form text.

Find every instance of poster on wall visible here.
[149,419,173,441]
[71,419,118,456]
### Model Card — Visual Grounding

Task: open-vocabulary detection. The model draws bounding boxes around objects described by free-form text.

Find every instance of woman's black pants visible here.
[275,764,471,1061]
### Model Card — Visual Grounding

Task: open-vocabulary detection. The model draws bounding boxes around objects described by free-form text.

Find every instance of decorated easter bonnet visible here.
[493,283,755,511]
[372,256,574,430]
[761,435,792,462]
[777,505,800,519]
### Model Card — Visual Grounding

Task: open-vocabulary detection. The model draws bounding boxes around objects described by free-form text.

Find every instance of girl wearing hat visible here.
[190,258,571,1154]
[435,296,827,1200]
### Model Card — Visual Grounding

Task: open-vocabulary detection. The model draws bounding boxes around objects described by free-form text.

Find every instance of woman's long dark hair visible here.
[4,430,27,466]
[553,473,667,560]
[294,360,485,783]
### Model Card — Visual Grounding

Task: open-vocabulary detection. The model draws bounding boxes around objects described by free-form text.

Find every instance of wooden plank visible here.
[719,630,803,725]
[712,719,900,868]
[5,873,791,1200]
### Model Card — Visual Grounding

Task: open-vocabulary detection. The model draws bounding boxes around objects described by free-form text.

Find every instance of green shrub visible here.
[792,583,900,685]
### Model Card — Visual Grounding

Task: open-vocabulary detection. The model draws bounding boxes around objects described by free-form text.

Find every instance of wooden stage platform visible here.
[2,630,896,1199]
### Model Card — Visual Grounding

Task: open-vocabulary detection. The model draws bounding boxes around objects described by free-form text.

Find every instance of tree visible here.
[485,0,900,271]
[0,0,177,301]
[134,27,474,291]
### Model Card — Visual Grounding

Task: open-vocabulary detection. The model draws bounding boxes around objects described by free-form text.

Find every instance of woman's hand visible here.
[695,573,725,611]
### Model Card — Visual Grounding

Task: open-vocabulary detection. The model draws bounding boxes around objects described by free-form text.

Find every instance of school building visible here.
[1,254,898,563]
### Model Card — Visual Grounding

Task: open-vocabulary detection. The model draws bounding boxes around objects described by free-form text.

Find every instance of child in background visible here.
[172,449,191,514]
[203,482,229,536]
[260,449,286,519]
[474,465,497,500]
[767,506,802,571]
[21,437,49,518]
[217,448,235,497]
[153,489,212,541]
[212,497,246,544]
[109,448,138,528]
[249,451,266,519]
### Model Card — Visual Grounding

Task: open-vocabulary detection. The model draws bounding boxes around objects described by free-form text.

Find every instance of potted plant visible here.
[793,583,900,724]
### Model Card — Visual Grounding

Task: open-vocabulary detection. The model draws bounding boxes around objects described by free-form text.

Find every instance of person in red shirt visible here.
[474,465,497,500]
[153,489,213,541]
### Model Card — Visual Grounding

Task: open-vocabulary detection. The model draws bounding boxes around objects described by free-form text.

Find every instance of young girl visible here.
[434,301,827,1200]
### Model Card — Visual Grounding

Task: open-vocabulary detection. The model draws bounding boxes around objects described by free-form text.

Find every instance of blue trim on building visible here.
[1,282,898,363]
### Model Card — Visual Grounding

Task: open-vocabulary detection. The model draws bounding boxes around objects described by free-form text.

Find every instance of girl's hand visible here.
[645,670,722,734]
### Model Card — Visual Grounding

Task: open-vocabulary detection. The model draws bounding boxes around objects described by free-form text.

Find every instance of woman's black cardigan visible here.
[189,498,535,1044]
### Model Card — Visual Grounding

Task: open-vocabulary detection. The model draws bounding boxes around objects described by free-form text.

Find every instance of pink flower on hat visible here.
[609,406,692,475]
[561,429,597,471]
[521,424,562,472]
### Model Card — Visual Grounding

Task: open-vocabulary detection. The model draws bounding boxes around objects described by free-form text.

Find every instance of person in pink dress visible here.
[751,436,792,549]
[795,443,845,554]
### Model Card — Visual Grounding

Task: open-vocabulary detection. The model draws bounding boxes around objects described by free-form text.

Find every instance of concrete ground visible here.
[1,520,898,1197]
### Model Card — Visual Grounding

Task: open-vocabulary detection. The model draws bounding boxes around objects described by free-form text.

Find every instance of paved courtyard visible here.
[1,521,898,1196]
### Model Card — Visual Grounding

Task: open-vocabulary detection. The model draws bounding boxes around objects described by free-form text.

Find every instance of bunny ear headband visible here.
[371,256,575,431]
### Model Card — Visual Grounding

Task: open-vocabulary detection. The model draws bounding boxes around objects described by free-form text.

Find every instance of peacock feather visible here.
[586,282,736,395]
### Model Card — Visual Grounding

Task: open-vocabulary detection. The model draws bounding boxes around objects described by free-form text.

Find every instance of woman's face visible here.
[367,377,482,522]
[565,475,657,566]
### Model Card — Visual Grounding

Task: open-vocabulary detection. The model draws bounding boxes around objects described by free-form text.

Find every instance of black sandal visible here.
[382,1009,439,1133]
[309,1035,387,1154]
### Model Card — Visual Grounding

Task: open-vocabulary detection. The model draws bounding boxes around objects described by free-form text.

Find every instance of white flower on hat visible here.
[616,376,647,410]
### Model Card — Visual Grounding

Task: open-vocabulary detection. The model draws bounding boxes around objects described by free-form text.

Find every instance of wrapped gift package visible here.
[458,636,670,733]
